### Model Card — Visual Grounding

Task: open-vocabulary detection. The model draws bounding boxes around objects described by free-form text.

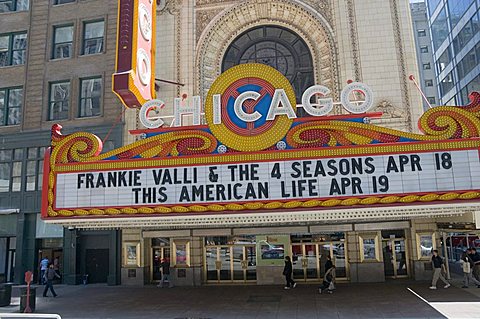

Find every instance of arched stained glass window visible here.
[222,25,314,104]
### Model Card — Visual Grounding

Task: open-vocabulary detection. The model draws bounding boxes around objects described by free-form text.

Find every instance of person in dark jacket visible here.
[43,264,60,297]
[324,255,333,273]
[429,250,450,289]
[157,258,173,288]
[283,256,296,289]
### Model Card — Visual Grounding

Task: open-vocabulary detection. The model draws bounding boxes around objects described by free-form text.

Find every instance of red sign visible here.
[25,271,33,284]
[113,0,157,108]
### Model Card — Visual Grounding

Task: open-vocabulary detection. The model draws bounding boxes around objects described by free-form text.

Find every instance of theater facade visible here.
[42,0,480,286]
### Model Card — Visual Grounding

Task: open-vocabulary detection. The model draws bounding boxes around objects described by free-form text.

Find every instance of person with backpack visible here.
[429,250,450,289]
[461,249,480,288]
[43,264,60,297]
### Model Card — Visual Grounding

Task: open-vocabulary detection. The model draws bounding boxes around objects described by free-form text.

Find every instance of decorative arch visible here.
[195,0,339,102]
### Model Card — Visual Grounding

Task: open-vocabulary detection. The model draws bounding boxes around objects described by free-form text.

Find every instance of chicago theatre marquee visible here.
[43,0,480,285]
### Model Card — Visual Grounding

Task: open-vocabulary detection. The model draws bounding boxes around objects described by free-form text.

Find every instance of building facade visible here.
[0,0,124,285]
[426,0,480,106]
[411,1,439,110]
[3,0,480,288]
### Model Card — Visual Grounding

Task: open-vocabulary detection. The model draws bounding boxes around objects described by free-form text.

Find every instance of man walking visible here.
[39,257,49,285]
[157,258,173,288]
[43,264,60,297]
[430,250,450,289]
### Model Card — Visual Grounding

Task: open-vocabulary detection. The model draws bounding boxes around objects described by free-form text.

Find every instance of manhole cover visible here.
[247,295,282,302]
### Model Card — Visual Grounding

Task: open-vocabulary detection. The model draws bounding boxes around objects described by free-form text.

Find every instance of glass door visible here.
[204,245,256,283]
[319,242,347,279]
[152,246,171,282]
[382,239,408,278]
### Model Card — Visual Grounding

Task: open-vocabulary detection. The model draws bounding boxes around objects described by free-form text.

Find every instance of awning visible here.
[0,209,19,215]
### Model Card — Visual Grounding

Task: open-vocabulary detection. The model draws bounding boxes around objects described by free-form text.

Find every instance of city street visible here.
[1,278,479,319]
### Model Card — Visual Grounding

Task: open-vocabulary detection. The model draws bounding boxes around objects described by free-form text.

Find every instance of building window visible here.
[428,0,441,14]
[53,0,75,4]
[79,77,102,117]
[52,25,73,59]
[11,148,22,192]
[457,44,478,81]
[417,29,426,37]
[26,146,45,191]
[431,8,448,50]
[48,81,70,120]
[222,25,314,107]
[436,46,451,73]
[422,63,431,70]
[425,80,434,87]
[0,32,27,67]
[427,97,436,105]
[82,20,104,55]
[0,87,22,126]
[448,0,474,29]
[440,71,454,96]
[420,46,429,53]
[452,14,477,54]
[0,149,12,192]
[0,0,28,13]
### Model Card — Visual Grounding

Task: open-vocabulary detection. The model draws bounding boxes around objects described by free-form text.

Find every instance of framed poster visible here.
[416,233,435,260]
[173,241,190,267]
[359,234,380,262]
[124,242,141,267]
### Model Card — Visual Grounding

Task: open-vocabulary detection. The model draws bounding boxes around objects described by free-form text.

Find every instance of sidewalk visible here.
[0,279,478,319]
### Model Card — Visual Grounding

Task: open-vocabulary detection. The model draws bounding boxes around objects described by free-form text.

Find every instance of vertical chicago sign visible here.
[112,0,157,108]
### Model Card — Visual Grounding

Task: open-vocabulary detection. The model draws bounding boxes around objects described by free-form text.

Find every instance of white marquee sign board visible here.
[54,149,480,209]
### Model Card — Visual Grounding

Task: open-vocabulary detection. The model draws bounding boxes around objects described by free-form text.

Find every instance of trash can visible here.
[19,286,36,313]
[0,283,12,307]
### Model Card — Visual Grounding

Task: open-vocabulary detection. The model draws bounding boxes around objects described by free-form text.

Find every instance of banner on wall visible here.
[42,64,480,220]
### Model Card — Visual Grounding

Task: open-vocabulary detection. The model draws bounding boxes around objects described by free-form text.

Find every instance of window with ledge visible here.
[52,25,73,59]
[425,79,433,87]
[82,20,104,55]
[0,87,22,126]
[422,63,431,70]
[0,32,27,67]
[79,77,102,117]
[420,46,429,53]
[0,150,12,192]
[53,0,75,4]
[417,29,426,37]
[427,97,436,105]
[0,0,28,13]
[11,148,22,192]
[26,146,45,191]
[48,81,70,120]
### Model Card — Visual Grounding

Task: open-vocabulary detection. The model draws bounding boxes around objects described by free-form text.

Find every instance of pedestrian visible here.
[324,255,333,273]
[157,258,173,288]
[460,251,480,288]
[283,256,296,289]
[319,265,336,294]
[470,247,480,281]
[429,250,450,289]
[43,264,60,297]
[39,257,49,285]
